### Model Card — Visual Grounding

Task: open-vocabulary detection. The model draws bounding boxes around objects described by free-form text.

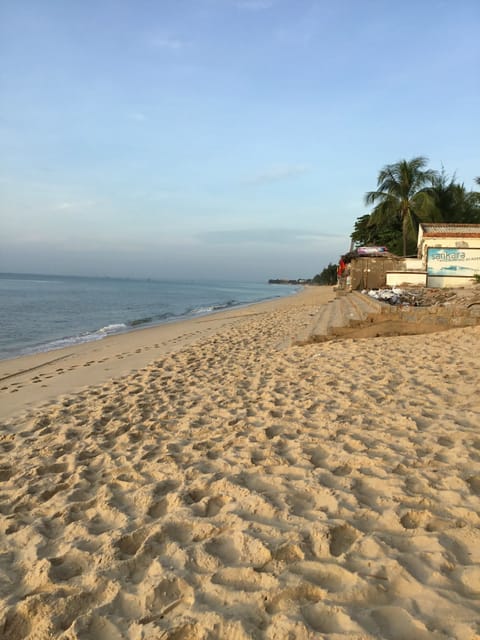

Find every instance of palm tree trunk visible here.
[402,210,408,256]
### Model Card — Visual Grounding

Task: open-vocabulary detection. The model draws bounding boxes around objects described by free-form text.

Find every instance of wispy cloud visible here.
[244,164,310,185]
[54,200,96,212]
[197,228,345,245]
[128,111,147,122]
[235,0,274,11]
[273,3,328,47]
[235,0,274,9]
[196,0,274,11]
[147,34,190,51]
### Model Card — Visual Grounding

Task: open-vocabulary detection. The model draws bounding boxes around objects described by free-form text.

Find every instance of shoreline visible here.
[0,280,300,363]
[0,286,333,421]
[1,285,479,639]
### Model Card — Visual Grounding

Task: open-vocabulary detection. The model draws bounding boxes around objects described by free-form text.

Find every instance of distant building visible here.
[343,225,480,290]
[347,251,404,290]
[418,223,480,288]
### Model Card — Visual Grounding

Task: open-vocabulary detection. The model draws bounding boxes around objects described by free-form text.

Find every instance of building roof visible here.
[419,223,480,238]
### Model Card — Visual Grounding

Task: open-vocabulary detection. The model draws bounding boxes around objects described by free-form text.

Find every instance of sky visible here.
[1,0,479,281]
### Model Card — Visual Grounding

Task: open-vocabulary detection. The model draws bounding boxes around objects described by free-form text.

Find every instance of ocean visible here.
[0,273,300,360]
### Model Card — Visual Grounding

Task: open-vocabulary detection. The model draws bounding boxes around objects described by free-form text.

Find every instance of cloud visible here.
[128,111,147,122]
[235,0,274,9]
[147,34,189,50]
[54,200,96,212]
[197,228,346,246]
[273,3,327,47]
[244,164,310,185]
[56,202,75,210]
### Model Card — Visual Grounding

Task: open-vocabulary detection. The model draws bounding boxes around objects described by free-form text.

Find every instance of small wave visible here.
[128,312,175,327]
[96,323,128,335]
[190,305,215,315]
[20,323,129,356]
[128,317,153,327]
[212,299,236,310]
[1,279,301,361]
[190,299,240,316]
[24,333,104,355]
[156,312,175,321]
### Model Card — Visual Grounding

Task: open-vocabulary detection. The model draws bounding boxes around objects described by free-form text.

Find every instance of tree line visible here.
[314,157,480,283]
[352,156,480,256]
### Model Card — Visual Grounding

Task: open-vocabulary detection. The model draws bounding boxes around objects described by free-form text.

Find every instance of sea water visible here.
[0,273,299,360]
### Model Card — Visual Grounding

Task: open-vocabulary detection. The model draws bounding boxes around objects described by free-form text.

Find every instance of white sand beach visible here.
[1,286,479,639]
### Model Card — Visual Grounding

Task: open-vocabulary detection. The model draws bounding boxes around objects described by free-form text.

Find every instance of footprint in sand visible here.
[302,602,362,634]
[265,584,325,614]
[1,609,31,639]
[40,482,70,502]
[212,566,277,592]
[328,524,359,557]
[0,465,14,481]
[143,576,194,619]
[0,440,15,453]
[199,495,230,518]
[48,550,87,581]
[308,445,330,468]
[114,528,148,558]
[265,424,283,439]
[400,510,430,530]
[466,475,480,495]
[36,462,68,476]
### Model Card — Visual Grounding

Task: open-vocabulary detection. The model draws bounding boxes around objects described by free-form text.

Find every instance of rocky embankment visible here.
[366,285,480,309]
[325,285,480,341]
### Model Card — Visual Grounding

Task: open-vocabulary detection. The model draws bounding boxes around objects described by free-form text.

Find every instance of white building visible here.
[418,223,480,288]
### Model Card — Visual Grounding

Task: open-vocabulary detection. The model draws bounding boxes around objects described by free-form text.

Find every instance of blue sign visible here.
[427,247,480,277]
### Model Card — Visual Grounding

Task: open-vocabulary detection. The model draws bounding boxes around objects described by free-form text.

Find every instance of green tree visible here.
[312,263,338,285]
[475,176,480,199]
[427,169,480,224]
[351,213,403,254]
[365,156,437,256]
[350,214,375,246]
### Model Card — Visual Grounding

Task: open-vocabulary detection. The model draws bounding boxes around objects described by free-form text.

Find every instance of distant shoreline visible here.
[268,278,312,285]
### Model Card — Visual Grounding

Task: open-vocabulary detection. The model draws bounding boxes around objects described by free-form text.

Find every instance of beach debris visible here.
[363,287,416,306]
[362,284,480,308]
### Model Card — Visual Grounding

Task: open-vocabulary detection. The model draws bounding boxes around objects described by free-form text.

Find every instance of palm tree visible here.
[427,169,480,224]
[473,177,480,210]
[365,156,438,256]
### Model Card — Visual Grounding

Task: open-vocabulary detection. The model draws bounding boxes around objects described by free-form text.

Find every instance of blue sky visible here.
[1,0,479,280]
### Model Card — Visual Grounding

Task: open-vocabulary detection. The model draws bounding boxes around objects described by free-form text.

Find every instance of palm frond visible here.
[364,190,390,206]
[369,197,400,225]
[366,156,439,255]
[411,191,438,221]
